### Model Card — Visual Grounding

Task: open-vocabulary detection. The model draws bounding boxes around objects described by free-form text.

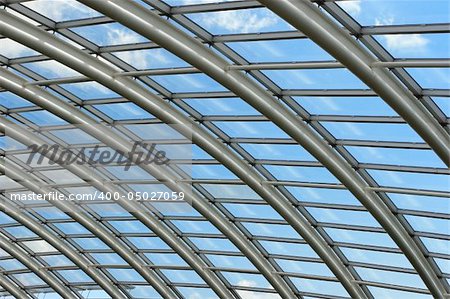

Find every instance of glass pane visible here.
[186,8,293,35]
[296,96,397,116]
[341,0,450,25]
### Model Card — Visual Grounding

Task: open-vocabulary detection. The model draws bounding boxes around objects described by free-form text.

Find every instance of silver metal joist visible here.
[0,67,274,298]
[0,229,78,299]
[0,9,341,298]
[0,119,177,299]
[77,1,448,298]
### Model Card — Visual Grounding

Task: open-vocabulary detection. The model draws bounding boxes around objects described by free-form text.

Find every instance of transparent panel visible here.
[186,8,293,35]
[295,97,397,116]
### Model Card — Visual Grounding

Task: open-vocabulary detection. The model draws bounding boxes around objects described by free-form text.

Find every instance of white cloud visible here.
[202,10,278,34]
[375,17,429,53]
[32,60,81,77]
[340,0,361,16]
[384,34,429,52]
[23,0,99,22]
[107,28,144,45]
[0,39,37,58]
[182,0,231,4]
[237,280,281,299]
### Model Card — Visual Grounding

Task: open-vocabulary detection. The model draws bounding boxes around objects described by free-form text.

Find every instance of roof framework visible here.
[0,0,448,299]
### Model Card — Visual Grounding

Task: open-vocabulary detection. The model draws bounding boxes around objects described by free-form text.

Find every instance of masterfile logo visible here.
[26,141,170,170]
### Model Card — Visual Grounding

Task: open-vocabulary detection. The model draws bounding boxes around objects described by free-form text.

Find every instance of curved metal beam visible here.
[74,1,448,298]
[0,183,125,297]
[259,0,450,166]
[0,68,268,298]
[0,272,28,299]
[0,7,364,298]
[0,232,77,299]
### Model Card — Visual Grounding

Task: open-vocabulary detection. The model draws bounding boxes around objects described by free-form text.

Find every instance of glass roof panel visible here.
[275,259,335,277]
[73,238,110,250]
[152,73,227,92]
[60,82,119,100]
[346,146,446,168]
[12,273,44,287]
[0,259,26,271]
[243,223,299,238]
[325,228,397,248]
[189,237,238,252]
[113,48,189,70]
[260,240,318,258]
[356,267,426,289]
[389,194,449,214]
[107,269,146,282]
[405,215,449,235]
[290,278,349,297]
[265,165,339,184]
[367,286,432,299]
[93,103,153,120]
[322,122,424,142]
[0,38,38,59]
[407,68,450,89]
[295,96,397,116]
[223,203,283,220]
[433,97,450,117]
[22,60,81,79]
[162,269,205,284]
[420,237,449,255]
[242,144,316,161]
[186,8,293,35]
[22,0,101,22]
[307,207,380,227]
[368,170,450,192]
[71,23,148,46]
[264,69,368,89]
[341,0,450,25]
[20,110,67,126]
[185,98,260,115]
[375,34,450,58]
[58,270,93,283]
[341,247,413,269]
[288,187,361,205]
[206,254,256,270]
[228,39,333,62]
[0,92,33,109]
[215,121,290,138]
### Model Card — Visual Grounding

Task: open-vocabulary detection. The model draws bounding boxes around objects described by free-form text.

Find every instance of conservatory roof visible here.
[0,0,449,298]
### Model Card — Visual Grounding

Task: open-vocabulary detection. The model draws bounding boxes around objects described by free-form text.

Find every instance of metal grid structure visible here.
[0,0,448,298]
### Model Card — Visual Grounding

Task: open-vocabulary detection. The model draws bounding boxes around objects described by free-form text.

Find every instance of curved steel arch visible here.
[75,1,448,298]
[0,272,28,299]
[0,7,368,298]
[0,228,78,299]
[0,182,126,298]
[0,67,285,298]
